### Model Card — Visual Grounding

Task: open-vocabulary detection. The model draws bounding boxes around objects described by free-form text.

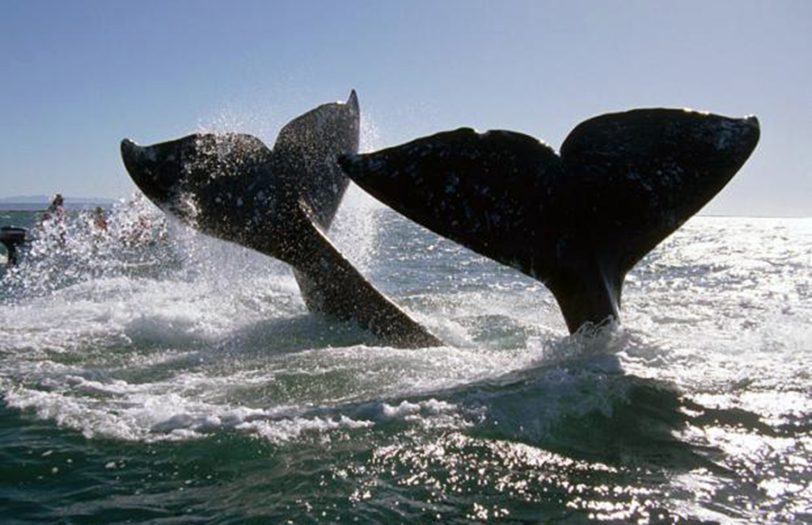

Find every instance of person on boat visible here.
[128,214,153,246]
[46,193,65,219]
[40,193,65,222]
[40,193,67,244]
[92,206,108,232]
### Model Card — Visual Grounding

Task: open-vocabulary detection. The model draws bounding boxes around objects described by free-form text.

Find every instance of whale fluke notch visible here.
[339,108,760,333]
[121,91,441,348]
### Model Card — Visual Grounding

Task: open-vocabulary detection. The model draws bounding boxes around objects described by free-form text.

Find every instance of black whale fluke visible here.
[121,91,441,348]
[339,108,760,333]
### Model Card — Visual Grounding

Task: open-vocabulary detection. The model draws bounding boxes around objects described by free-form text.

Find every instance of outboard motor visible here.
[0,226,27,266]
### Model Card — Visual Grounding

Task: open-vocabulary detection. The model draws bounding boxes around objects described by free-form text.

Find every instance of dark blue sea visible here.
[1,192,809,523]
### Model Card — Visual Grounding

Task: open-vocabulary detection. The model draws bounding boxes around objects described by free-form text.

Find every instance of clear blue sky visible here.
[0,0,809,216]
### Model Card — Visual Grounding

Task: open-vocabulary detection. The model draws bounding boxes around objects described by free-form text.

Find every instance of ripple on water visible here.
[1,210,810,522]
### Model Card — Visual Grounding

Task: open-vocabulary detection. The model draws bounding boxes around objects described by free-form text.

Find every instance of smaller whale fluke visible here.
[340,109,760,333]
[121,92,441,348]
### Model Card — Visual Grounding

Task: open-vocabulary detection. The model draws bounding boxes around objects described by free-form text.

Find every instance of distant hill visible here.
[0,195,117,211]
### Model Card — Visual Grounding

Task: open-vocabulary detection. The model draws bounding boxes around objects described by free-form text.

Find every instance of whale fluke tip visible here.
[120,138,144,170]
[347,89,359,112]
[120,138,148,160]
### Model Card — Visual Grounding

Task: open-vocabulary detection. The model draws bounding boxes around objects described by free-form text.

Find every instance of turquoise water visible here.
[1,195,810,523]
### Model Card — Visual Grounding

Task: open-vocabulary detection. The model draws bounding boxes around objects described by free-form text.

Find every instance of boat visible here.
[0,226,27,265]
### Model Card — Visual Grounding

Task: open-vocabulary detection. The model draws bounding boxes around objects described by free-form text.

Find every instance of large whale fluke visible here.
[339,109,760,333]
[121,91,441,348]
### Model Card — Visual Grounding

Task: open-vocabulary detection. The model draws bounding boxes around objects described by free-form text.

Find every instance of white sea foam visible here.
[0,214,810,460]
[380,399,457,420]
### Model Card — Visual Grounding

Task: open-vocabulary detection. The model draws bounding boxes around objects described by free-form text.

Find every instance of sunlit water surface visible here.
[1,197,809,524]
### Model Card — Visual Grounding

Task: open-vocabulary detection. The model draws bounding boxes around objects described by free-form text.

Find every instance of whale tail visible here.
[339,109,760,333]
[119,92,360,277]
[121,92,441,347]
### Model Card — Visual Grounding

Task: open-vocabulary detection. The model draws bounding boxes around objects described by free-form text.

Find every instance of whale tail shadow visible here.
[339,109,760,333]
[121,92,441,348]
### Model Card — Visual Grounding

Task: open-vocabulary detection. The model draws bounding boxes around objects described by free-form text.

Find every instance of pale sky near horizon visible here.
[0,0,809,216]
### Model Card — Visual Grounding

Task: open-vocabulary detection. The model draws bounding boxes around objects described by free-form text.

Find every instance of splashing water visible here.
[4,101,808,522]
[1,192,810,524]
[3,196,172,297]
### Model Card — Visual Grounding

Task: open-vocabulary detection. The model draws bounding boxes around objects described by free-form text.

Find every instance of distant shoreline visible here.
[0,203,115,212]
[0,196,116,212]
[0,197,808,218]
